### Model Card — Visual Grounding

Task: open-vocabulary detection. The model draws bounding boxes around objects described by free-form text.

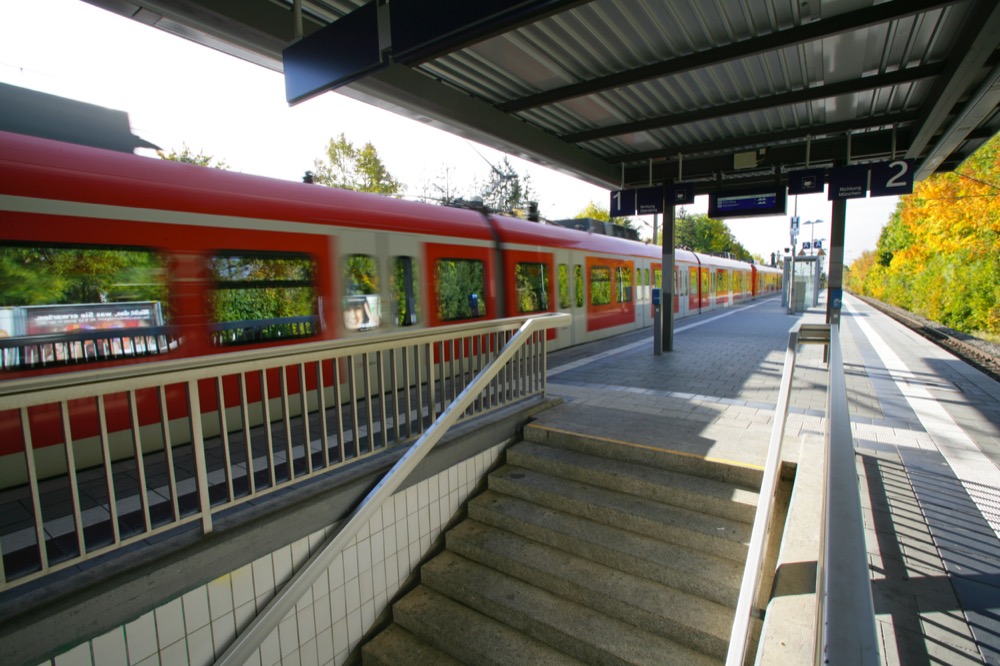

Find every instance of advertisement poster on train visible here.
[24,302,161,335]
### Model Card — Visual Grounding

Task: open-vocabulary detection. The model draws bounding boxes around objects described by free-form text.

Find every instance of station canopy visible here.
[85,0,1000,194]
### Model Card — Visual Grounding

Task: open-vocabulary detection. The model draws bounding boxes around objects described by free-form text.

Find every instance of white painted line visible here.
[846,297,1000,537]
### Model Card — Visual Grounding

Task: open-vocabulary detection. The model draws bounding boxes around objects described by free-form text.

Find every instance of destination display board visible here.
[708,188,787,218]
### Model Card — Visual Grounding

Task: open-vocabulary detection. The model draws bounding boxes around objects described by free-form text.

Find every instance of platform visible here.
[540,293,1000,665]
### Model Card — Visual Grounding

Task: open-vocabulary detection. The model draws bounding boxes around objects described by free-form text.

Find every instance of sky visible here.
[0,0,899,265]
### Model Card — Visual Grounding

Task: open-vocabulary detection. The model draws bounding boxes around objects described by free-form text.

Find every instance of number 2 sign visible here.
[870,159,915,197]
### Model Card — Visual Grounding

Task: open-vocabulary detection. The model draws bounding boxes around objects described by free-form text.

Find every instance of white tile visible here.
[134,653,160,666]
[186,624,214,666]
[327,554,344,590]
[404,486,418,515]
[300,639,319,666]
[231,565,256,609]
[258,630,281,666]
[125,611,159,664]
[418,506,430,539]
[342,544,358,581]
[155,598,186,650]
[311,570,329,604]
[243,650,261,666]
[207,576,234,621]
[394,518,408,551]
[359,568,374,605]
[284,649,301,666]
[234,600,256,634]
[278,614,299,658]
[383,525,396,557]
[210,614,236,658]
[272,546,294,587]
[428,476,439,503]
[313,593,332,634]
[344,577,361,613]
[346,609,362,650]
[407,512,420,544]
[372,560,387,599]
[297,603,317,643]
[158,637,187,666]
[380,500,395,526]
[429,499,441,533]
[368,508,382,534]
[357,537,372,574]
[315,628,334,666]
[296,587,314,614]
[370,530,385,565]
[291,536,311,570]
[331,619,348,658]
[182,587,211,633]
[329,586,346,624]
[307,529,325,553]
[92,627,128,666]
[396,551,410,583]
[252,556,276,599]
[53,643,91,666]
[417,481,428,509]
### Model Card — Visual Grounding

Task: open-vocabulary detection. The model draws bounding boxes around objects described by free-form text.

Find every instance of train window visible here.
[515,262,550,314]
[0,243,172,369]
[574,265,584,308]
[558,264,571,309]
[435,258,486,321]
[209,252,317,345]
[342,254,381,331]
[617,266,632,303]
[653,268,662,292]
[644,268,650,299]
[590,266,612,306]
[391,256,420,326]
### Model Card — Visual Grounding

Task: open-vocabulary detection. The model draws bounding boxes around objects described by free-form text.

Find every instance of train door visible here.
[635,259,649,328]
[551,249,587,349]
[700,267,710,311]
[688,266,699,313]
[387,233,424,330]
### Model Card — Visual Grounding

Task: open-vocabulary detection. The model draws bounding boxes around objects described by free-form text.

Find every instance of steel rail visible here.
[214,312,570,666]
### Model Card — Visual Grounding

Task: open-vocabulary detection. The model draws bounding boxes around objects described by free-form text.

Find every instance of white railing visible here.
[0,314,569,591]
[214,313,570,665]
[726,323,878,665]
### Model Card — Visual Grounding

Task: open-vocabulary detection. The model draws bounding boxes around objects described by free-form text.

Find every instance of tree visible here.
[850,131,1000,335]
[476,156,535,216]
[311,133,403,196]
[674,210,751,259]
[574,202,637,232]
[158,144,230,169]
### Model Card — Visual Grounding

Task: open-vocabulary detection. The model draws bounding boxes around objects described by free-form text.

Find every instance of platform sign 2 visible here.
[870,159,915,197]
[610,189,636,217]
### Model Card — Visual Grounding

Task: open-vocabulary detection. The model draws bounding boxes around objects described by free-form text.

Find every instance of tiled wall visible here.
[41,443,507,666]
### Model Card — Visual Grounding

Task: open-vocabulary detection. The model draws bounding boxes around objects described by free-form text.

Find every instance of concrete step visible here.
[361,624,463,666]
[489,464,751,562]
[390,584,585,665]
[421,550,720,665]
[447,519,733,659]
[468,489,742,607]
[507,439,758,523]
[524,421,764,489]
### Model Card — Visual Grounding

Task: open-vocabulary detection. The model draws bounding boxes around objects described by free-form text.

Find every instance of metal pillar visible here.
[826,198,847,326]
[661,201,676,352]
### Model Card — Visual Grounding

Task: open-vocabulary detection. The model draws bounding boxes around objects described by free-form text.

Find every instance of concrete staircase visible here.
[362,423,763,665]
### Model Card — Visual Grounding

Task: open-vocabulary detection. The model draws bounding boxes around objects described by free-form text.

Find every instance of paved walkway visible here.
[540,292,1000,664]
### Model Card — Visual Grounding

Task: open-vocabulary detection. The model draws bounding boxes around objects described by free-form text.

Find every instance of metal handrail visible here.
[726,323,878,665]
[214,313,570,665]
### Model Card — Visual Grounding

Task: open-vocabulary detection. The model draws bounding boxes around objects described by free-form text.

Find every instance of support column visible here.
[662,202,676,352]
[826,197,847,326]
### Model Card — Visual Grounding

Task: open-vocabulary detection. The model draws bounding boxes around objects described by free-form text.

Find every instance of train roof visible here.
[0,130,494,242]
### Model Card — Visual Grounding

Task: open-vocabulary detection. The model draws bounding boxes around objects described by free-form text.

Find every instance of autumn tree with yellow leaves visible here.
[847,134,1000,336]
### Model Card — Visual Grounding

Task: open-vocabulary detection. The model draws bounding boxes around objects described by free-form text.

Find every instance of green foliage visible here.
[848,131,1000,335]
[209,255,314,325]
[674,211,751,259]
[574,202,637,231]
[590,267,611,305]
[0,246,166,307]
[514,262,549,313]
[158,144,230,169]
[312,133,403,196]
[435,259,485,321]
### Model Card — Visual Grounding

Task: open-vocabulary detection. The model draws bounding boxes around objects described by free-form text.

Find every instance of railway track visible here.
[850,292,1000,384]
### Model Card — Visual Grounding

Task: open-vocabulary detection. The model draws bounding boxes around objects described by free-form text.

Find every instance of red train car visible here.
[0,130,780,484]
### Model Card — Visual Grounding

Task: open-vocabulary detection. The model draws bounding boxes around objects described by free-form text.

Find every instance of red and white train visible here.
[0,130,781,485]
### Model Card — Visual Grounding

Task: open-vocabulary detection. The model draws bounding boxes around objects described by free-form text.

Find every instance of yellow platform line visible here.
[530,423,765,471]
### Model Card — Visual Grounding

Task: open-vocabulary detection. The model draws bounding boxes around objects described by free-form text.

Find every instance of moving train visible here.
[0,129,781,486]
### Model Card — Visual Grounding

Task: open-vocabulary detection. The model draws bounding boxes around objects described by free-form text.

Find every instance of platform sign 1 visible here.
[870,159,915,197]
[610,189,636,217]
[828,164,870,200]
[636,186,664,215]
